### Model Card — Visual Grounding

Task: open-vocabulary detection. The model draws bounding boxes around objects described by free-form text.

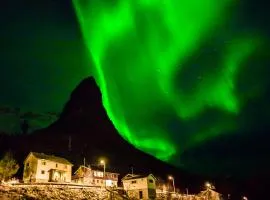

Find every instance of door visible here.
[139,191,143,199]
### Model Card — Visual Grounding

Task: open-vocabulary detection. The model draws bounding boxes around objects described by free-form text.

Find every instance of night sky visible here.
[1,0,270,180]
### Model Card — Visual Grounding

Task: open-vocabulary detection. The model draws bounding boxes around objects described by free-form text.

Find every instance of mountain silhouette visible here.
[0,77,202,191]
[1,77,269,198]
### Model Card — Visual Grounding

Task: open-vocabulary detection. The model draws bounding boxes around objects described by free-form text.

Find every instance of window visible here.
[97,180,99,183]
[149,179,154,183]
[56,164,58,168]
[41,170,45,174]
[26,163,30,167]
[131,180,137,184]
[94,171,103,177]
[41,161,46,165]
[64,165,67,169]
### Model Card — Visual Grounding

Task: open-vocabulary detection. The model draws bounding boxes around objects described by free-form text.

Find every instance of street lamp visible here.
[205,182,211,190]
[100,160,106,187]
[204,182,212,200]
[186,188,189,195]
[168,176,175,193]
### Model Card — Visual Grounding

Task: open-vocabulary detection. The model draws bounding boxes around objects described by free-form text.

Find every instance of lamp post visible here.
[100,160,106,187]
[205,182,214,200]
[168,176,175,193]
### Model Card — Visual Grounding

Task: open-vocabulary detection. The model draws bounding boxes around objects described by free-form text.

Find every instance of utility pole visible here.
[68,135,72,151]
[168,176,175,193]
[100,160,106,187]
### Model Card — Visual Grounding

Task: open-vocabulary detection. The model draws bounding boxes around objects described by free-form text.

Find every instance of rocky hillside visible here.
[0,184,113,200]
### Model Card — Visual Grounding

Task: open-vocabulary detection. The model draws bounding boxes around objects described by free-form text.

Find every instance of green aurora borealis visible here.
[1,0,269,175]
[72,0,266,163]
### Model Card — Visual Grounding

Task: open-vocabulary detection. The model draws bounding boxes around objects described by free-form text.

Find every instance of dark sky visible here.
[1,1,90,112]
[1,0,269,111]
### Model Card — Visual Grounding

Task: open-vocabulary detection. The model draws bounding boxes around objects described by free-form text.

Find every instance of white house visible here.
[122,174,157,200]
[23,152,73,183]
[72,165,119,187]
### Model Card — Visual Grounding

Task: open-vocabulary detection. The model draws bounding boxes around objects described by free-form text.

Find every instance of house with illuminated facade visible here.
[122,174,157,200]
[72,165,119,187]
[23,152,73,183]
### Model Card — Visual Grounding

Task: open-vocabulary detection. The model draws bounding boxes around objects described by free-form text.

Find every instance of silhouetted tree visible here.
[0,151,19,181]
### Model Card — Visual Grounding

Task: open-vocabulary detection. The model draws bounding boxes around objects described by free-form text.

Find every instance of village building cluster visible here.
[21,152,222,200]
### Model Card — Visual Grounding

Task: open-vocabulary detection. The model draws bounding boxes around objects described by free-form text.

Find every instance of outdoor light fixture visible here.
[168,176,175,193]
[100,159,106,187]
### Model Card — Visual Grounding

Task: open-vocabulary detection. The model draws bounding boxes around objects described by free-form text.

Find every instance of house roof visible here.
[122,173,156,181]
[74,165,91,175]
[74,165,119,175]
[27,152,73,165]
[90,165,120,174]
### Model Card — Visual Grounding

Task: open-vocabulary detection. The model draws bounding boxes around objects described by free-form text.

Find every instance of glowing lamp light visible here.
[205,182,211,188]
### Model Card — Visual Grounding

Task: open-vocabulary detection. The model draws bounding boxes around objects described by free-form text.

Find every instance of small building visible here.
[198,189,222,200]
[155,177,169,196]
[72,165,119,187]
[23,152,73,183]
[122,174,156,200]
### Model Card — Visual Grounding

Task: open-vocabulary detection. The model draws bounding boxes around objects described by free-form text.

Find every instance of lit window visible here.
[95,171,103,177]
[41,170,45,174]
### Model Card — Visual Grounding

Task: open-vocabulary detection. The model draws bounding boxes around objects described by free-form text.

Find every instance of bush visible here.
[0,151,19,181]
